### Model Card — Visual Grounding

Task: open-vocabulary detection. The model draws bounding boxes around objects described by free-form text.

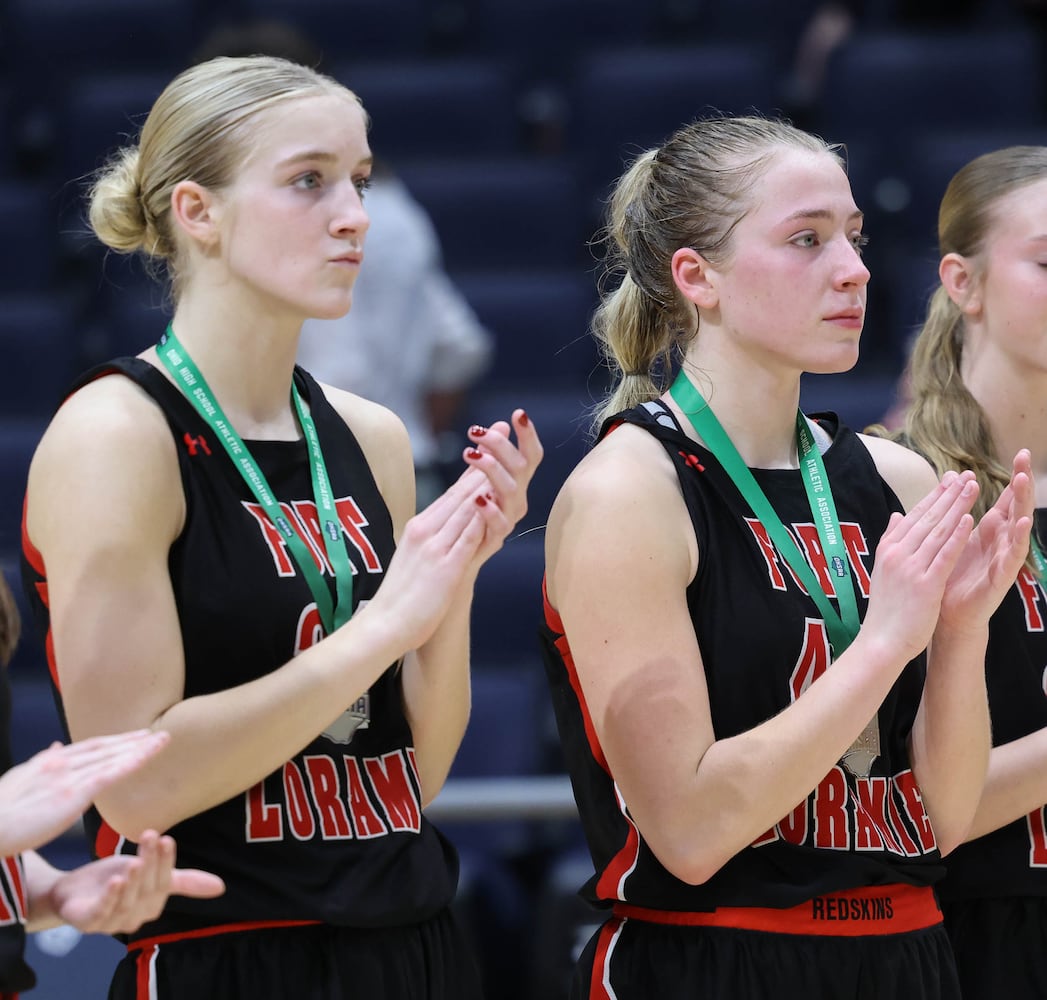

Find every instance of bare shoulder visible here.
[546,422,695,604]
[312,381,414,526]
[554,421,679,506]
[27,371,183,552]
[32,371,175,476]
[857,431,938,512]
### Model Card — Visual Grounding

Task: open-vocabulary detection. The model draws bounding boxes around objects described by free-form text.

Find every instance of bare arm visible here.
[964,728,1047,841]
[396,415,542,803]
[547,427,978,884]
[27,376,499,839]
[312,390,543,805]
[336,393,473,805]
[867,438,1034,854]
[916,452,1033,851]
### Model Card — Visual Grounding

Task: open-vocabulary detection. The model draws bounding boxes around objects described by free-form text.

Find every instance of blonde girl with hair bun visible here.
[21,54,541,999]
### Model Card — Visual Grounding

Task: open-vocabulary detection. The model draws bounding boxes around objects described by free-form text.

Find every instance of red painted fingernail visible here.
[469,425,487,437]
[475,494,488,507]
[518,410,529,426]
[466,449,483,460]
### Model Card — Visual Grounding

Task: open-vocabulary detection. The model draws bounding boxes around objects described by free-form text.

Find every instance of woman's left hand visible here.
[49,829,225,934]
[459,409,543,559]
[939,449,1034,633]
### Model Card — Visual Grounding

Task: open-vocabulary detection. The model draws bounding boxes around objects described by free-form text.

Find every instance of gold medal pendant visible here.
[841,715,880,779]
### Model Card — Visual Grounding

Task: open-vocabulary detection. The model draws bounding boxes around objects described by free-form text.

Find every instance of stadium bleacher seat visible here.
[571,42,778,206]
[330,56,519,161]
[397,157,585,272]
[454,269,600,392]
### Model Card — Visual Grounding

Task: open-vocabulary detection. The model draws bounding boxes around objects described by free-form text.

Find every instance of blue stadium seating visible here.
[7,0,192,72]
[396,157,585,272]
[24,920,124,1000]
[464,0,659,75]
[0,182,56,291]
[465,388,593,533]
[97,274,172,362]
[891,126,1047,247]
[800,371,902,434]
[817,29,1045,148]
[454,269,600,391]
[570,42,778,204]
[7,677,63,764]
[525,846,602,1000]
[468,534,547,669]
[330,57,519,161]
[239,0,428,57]
[55,72,168,198]
[6,0,192,101]
[2,297,78,411]
[0,424,45,564]
[1,297,78,419]
[877,247,942,365]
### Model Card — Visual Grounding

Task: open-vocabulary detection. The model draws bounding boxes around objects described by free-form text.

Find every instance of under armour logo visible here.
[678,451,705,472]
[183,432,212,457]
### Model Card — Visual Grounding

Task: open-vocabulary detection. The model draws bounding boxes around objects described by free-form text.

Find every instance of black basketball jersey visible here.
[0,671,33,993]
[21,358,459,940]
[541,401,944,914]
[937,508,1047,902]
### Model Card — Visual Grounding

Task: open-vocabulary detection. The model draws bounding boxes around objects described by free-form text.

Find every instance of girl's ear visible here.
[170,180,220,249]
[939,252,981,317]
[671,247,719,310]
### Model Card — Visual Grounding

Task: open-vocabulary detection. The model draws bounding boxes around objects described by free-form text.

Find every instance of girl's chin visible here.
[308,295,355,322]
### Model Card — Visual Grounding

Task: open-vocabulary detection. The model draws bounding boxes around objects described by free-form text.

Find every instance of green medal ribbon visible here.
[669,369,878,777]
[669,369,860,656]
[158,325,354,634]
[1030,535,1047,590]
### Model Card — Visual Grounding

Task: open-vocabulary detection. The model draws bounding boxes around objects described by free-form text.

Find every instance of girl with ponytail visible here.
[540,114,1033,1000]
[880,145,1047,999]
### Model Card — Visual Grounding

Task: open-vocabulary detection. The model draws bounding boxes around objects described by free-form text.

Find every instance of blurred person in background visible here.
[782,0,1028,119]
[871,144,1047,999]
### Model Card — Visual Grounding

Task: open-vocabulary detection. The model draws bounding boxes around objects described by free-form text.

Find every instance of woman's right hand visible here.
[0,729,170,857]
[862,469,979,665]
[46,829,224,934]
[367,410,541,649]
[459,409,543,563]
[938,450,1034,635]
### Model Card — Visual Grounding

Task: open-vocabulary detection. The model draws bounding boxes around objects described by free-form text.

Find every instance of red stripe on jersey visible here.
[594,786,641,902]
[2,858,25,920]
[20,498,44,576]
[612,882,942,936]
[544,575,641,901]
[22,367,130,686]
[43,626,58,690]
[95,821,123,858]
[135,944,156,1000]
[21,505,61,689]
[20,362,126,578]
[542,576,607,772]
[587,915,624,1000]
[128,919,322,952]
